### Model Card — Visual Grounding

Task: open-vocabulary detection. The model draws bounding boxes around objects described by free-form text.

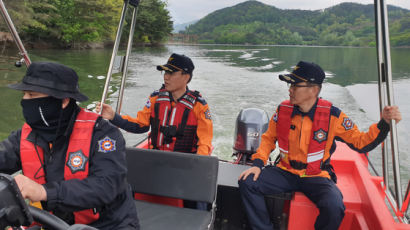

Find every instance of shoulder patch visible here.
[205,109,212,120]
[66,150,88,174]
[145,99,151,109]
[330,106,341,118]
[98,136,117,153]
[273,112,278,122]
[342,117,354,131]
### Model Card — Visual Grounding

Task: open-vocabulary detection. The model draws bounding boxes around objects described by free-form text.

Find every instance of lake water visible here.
[1,44,409,194]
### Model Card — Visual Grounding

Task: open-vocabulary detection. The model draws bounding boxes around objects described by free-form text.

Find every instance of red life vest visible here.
[20,108,100,224]
[149,89,199,153]
[276,99,332,175]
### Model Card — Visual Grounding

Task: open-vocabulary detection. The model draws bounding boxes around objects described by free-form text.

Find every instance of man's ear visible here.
[183,73,191,84]
[62,98,70,109]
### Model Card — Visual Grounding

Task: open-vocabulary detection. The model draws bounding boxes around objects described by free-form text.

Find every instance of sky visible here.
[166,0,410,24]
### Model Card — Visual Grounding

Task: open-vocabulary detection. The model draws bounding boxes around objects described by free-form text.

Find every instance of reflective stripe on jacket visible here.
[20,108,100,224]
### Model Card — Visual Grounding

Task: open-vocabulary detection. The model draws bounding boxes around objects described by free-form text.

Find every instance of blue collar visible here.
[291,99,318,121]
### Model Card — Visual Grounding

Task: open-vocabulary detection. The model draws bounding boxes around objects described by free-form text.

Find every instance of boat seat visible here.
[134,200,212,230]
[125,147,219,230]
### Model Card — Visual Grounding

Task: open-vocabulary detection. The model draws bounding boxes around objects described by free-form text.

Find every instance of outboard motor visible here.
[233,108,269,164]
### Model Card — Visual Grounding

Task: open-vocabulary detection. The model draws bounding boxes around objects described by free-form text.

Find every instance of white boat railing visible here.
[100,0,140,115]
[374,0,409,222]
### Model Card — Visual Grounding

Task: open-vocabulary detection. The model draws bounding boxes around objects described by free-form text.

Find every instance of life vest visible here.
[20,108,100,224]
[276,99,332,175]
[149,89,199,153]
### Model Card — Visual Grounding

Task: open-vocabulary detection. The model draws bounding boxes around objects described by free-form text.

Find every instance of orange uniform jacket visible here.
[118,89,213,155]
[251,99,390,179]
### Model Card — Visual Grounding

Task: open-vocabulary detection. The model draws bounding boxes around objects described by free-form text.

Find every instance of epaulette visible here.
[196,96,207,105]
[189,90,206,105]
[191,90,201,98]
[150,90,160,97]
[330,106,341,118]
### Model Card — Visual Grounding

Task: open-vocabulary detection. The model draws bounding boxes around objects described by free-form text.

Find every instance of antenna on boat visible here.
[374,0,405,217]
[0,0,31,67]
[100,0,140,114]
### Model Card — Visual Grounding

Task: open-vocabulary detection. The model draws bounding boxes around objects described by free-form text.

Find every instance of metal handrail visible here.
[99,0,129,113]
[116,6,139,113]
[0,0,31,67]
[100,0,140,115]
[374,0,403,211]
[374,0,389,190]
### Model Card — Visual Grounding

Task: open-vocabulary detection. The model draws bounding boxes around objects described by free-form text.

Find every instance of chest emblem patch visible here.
[67,150,88,174]
[342,117,354,131]
[98,136,116,153]
[313,128,327,143]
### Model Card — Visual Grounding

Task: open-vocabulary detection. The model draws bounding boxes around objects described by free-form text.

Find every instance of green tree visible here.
[134,0,173,45]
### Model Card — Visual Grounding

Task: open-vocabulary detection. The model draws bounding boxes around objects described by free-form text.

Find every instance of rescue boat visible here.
[0,0,409,229]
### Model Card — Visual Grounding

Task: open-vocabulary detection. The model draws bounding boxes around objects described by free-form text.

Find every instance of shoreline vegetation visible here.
[1,1,410,50]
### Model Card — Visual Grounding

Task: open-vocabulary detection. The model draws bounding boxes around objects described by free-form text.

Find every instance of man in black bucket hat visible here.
[8,62,89,101]
[1,62,139,229]
[239,61,402,230]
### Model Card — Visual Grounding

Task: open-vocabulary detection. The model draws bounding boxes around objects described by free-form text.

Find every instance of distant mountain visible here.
[173,20,198,33]
[185,1,410,46]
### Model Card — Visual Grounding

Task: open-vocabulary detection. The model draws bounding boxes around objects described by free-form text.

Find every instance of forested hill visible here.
[0,0,173,48]
[184,1,410,46]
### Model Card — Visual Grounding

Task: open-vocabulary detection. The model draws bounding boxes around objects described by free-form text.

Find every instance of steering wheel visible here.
[0,173,97,230]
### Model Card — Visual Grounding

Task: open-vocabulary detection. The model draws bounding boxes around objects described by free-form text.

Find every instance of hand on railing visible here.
[382,105,401,124]
[96,102,115,120]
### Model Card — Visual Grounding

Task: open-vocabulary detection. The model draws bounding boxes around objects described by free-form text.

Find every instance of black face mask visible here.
[21,96,73,142]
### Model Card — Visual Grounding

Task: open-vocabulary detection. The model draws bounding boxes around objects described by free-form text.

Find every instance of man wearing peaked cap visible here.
[279,61,325,85]
[156,53,195,78]
[97,53,212,209]
[97,53,213,157]
[2,62,139,229]
[239,61,401,230]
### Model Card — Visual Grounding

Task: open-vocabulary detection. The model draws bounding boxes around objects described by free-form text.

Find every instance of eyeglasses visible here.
[287,83,317,88]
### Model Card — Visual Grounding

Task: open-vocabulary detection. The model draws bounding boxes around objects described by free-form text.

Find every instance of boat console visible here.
[0,173,33,228]
[0,173,97,230]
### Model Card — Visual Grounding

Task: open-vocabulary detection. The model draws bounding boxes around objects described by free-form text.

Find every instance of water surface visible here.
[1,44,409,193]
